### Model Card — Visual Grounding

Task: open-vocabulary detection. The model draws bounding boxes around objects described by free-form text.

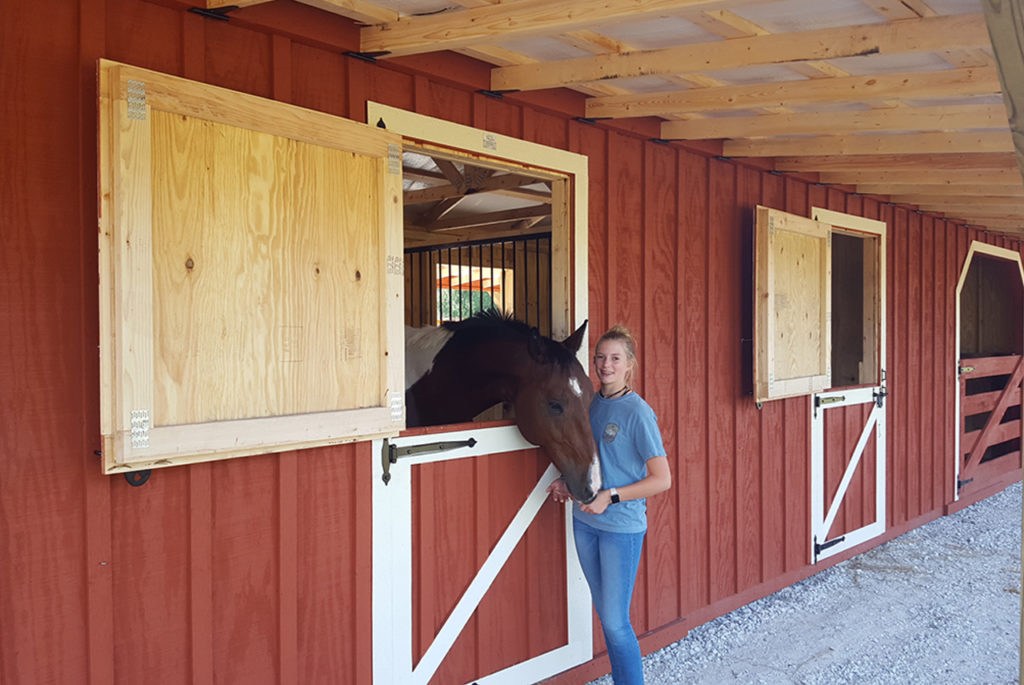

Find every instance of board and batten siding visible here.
[2,0,1021,683]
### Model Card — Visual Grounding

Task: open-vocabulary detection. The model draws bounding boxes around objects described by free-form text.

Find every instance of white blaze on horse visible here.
[405,311,601,504]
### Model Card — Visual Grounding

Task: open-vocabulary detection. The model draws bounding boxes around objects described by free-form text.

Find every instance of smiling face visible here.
[593,338,634,393]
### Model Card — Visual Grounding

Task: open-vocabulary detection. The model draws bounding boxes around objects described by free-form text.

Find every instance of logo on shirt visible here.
[602,423,619,443]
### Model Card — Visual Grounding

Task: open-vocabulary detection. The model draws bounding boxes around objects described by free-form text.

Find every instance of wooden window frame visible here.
[98,60,405,474]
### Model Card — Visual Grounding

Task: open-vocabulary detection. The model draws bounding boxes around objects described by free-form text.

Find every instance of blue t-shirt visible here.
[573,391,666,533]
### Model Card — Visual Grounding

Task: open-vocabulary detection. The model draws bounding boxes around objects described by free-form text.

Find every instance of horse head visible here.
[405,313,601,504]
[512,321,601,504]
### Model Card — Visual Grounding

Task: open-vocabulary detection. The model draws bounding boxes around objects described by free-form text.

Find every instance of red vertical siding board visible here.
[783,178,810,572]
[105,0,183,76]
[476,92,523,139]
[210,457,281,683]
[294,445,360,684]
[642,142,680,630]
[943,220,958,507]
[906,211,923,520]
[708,159,738,601]
[524,107,569,150]
[189,463,215,685]
[758,173,786,583]
[605,133,645,338]
[0,1,91,681]
[677,150,710,614]
[110,471,192,683]
[735,165,762,592]
[291,43,349,117]
[81,1,115,683]
[204,20,273,98]
[414,75,474,126]
[571,120,609,341]
[920,215,936,512]
[353,444,374,685]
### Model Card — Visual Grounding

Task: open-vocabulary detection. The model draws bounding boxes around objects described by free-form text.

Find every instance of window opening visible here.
[829,230,880,389]
[401,149,554,334]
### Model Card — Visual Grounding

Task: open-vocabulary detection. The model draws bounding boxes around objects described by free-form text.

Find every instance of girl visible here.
[548,325,672,684]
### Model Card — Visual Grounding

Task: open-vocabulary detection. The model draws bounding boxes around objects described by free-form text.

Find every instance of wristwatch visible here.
[609,488,620,504]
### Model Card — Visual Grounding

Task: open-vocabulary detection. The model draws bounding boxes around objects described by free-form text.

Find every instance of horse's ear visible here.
[527,327,549,363]
[561,319,588,354]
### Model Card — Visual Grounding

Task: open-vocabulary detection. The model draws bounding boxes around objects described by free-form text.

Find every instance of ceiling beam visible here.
[891,195,1024,206]
[917,203,1024,215]
[821,169,1023,185]
[774,153,1018,172]
[417,205,551,232]
[585,67,1001,119]
[983,0,1024,188]
[491,13,988,92]
[661,104,1009,140]
[405,175,552,204]
[855,183,1024,196]
[360,0,753,58]
[725,131,1013,158]
[295,0,399,24]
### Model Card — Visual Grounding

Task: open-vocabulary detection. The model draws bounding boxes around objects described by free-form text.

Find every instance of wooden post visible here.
[981,2,1024,679]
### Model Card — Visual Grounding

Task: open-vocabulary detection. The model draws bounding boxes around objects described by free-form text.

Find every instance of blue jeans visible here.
[573,518,646,685]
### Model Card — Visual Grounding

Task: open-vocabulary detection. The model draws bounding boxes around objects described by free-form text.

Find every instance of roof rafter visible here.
[774,152,1017,172]
[661,104,1008,140]
[725,131,1014,158]
[491,13,987,92]
[586,67,1001,119]
[360,0,760,57]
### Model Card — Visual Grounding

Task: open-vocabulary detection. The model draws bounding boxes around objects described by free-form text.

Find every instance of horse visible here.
[405,310,601,504]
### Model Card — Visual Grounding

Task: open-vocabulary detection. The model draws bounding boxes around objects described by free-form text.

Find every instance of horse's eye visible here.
[548,401,564,416]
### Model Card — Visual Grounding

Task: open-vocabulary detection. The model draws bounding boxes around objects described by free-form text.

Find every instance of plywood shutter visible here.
[98,60,405,473]
[754,205,832,402]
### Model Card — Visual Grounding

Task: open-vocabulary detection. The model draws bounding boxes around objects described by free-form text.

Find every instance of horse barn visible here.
[6,0,1024,682]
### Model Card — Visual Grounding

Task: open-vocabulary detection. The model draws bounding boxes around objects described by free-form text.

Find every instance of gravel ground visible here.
[588,482,1022,685]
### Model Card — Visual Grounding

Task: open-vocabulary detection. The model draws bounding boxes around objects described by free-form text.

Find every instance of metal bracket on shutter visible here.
[387,144,401,175]
[380,437,478,485]
[125,80,147,121]
[130,409,150,448]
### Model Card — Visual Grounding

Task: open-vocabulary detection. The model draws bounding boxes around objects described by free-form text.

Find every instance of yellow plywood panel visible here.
[151,112,382,424]
[755,206,832,403]
[99,60,404,472]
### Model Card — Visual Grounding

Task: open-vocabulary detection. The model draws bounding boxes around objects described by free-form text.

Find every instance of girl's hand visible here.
[579,490,612,515]
[547,478,572,504]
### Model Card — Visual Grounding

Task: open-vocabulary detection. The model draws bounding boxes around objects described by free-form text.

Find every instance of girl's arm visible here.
[579,456,671,515]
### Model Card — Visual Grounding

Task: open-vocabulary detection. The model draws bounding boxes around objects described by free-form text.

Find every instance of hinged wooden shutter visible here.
[754,205,832,402]
[98,60,405,473]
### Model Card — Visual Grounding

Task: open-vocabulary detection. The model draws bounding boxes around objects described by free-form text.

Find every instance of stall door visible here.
[810,387,887,563]
[954,242,1024,507]
[371,426,592,685]
[809,208,887,564]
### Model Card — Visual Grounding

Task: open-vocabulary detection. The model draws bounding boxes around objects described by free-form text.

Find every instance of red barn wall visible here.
[2,1,1021,683]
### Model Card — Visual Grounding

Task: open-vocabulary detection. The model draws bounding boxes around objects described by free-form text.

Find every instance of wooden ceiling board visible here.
[212,0,1024,236]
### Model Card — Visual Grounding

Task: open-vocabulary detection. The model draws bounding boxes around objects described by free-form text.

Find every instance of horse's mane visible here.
[442,309,575,367]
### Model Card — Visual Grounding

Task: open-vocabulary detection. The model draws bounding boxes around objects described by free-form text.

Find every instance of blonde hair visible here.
[596,324,638,384]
